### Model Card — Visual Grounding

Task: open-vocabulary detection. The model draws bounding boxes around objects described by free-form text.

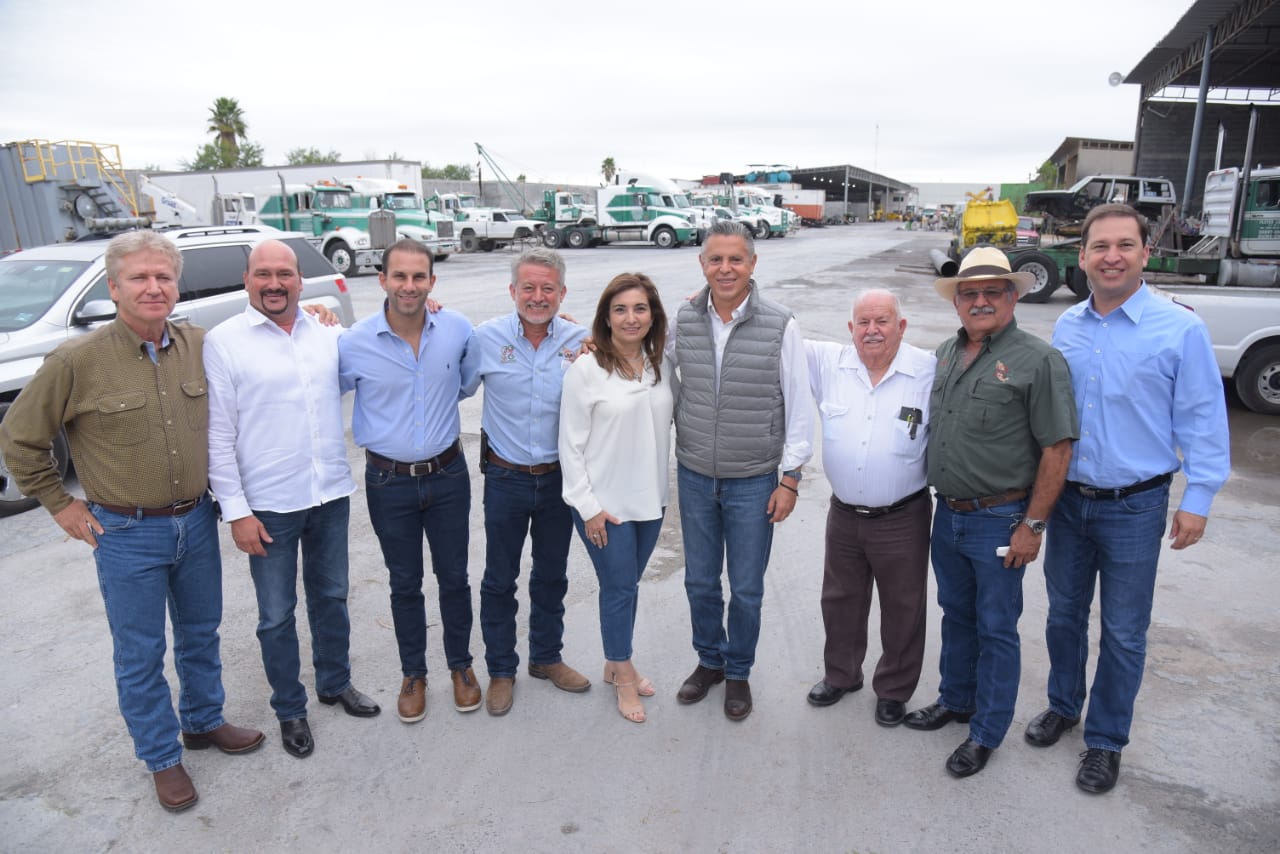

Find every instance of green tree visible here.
[286,146,342,165]
[422,162,473,180]
[601,156,617,183]
[1035,160,1057,187]
[207,97,247,164]
[183,139,264,170]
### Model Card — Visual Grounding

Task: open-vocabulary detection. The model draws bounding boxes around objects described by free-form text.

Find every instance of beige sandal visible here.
[604,665,655,697]
[613,680,646,724]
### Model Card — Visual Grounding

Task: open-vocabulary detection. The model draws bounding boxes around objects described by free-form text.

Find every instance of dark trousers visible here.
[821,491,931,701]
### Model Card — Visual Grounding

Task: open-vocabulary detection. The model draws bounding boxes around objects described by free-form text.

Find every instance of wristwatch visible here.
[1023,518,1047,535]
[782,469,803,482]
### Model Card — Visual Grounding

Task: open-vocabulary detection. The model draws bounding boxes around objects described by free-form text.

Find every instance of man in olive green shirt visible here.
[901,247,1078,779]
[0,231,263,813]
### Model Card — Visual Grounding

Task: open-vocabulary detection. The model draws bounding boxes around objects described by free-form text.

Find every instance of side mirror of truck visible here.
[74,299,117,325]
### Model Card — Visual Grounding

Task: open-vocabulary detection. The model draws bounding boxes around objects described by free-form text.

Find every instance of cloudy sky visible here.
[1,0,1192,187]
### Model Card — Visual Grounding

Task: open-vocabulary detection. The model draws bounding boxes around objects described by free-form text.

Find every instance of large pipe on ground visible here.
[930,248,958,277]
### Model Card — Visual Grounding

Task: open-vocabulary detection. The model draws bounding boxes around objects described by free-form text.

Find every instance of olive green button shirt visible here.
[927,318,1078,499]
[0,318,210,514]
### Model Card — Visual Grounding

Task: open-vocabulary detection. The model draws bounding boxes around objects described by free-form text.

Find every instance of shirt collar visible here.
[839,342,918,380]
[1086,281,1151,324]
[706,286,752,321]
[377,300,432,335]
[510,310,562,341]
[956,315,1019,348]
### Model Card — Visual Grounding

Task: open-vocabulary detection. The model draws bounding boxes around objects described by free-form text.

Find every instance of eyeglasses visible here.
[956,286,1010,302]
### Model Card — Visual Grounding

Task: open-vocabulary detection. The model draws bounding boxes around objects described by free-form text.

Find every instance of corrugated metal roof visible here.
[1125,0,1280,96]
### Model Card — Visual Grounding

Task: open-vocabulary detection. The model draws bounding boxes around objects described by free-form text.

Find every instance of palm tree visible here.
[207,97,247,163]
[601,156,617,184]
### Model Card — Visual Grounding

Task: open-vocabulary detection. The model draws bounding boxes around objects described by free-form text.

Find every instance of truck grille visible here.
[435,221,454,238]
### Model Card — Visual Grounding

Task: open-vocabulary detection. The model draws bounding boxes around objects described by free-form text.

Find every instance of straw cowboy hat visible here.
[934,246,1036,300]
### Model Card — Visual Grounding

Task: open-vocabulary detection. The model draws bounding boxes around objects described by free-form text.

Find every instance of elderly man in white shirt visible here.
[804,288,936,727]
[205,240,379,761]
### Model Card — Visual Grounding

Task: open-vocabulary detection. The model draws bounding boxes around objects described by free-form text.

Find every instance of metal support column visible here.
[1181,25,1214,216]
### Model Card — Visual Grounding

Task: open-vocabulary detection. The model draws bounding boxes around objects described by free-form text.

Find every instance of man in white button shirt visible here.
[804,289,935,727]
[205,240,379,760]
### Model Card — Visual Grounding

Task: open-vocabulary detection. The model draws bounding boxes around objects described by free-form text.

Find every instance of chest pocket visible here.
[817,401,850,442]
[971,381,1017,431]
[95,392,149,446]
[181,379,209,431]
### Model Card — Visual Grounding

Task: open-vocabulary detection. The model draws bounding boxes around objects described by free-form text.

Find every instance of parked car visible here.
[0,225,356,513]
[1016,216,1041,247]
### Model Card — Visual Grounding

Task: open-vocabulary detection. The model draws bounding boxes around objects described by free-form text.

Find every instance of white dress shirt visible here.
[806,340,935,507]
[559,353,674,523]
[205,305,355,520]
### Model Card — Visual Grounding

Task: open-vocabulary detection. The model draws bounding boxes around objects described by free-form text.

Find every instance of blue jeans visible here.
[573,510,664,662]
[1043,483,1169,752]
[480,466,573,677]
[677,464,776,681]
[89,498,225,772]
[364,453,473,676]
[249,498,352,721]
[930,498,1027,749]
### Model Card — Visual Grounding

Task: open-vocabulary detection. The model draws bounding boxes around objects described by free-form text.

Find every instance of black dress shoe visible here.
[1076,748,1121,794]
[807,679,862,707]
[677,665,725,705]
[724,679,752,721]
[280,718,313,758]
[875,698,907,727]
[945,738,993,778]
[318,686,381,718]
[903,702,974,731]
[1025,708,1080,747]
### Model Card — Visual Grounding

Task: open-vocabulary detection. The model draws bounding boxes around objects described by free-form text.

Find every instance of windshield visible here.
[0,259,91,331]
[315,191,353,209]
[385,194,419,210]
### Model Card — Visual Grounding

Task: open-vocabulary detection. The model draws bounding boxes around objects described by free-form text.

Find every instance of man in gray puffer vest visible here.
[672,220,813,721]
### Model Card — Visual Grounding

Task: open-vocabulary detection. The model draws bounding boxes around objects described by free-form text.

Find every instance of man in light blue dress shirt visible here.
[1026,205,1230,794]
[338,239,481,723]
[461,248,591,716]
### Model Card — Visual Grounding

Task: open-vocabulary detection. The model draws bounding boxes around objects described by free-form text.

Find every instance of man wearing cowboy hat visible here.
[902,246,1078,780]
[1025,204,1228,795]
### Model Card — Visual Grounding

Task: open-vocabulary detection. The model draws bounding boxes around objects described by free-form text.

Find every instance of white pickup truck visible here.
[1161,285,1280,415]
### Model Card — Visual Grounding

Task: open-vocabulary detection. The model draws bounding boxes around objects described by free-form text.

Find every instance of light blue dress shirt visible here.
[462,313,587,466]
[1052,283,1230,516]
[338,305,477,461]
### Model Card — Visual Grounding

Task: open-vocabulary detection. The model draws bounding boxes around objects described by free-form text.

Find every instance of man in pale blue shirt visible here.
[461,248,591,716]
[1027,204,1230,794]
[338,239,481,724]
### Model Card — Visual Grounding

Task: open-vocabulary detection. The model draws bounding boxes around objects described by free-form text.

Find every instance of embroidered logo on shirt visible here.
[558,345,579,363]
[500,345,516,364]
[994,361,1010,382]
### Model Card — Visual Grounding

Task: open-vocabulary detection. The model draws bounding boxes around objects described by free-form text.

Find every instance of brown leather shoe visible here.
[527,661,591,693]
[452,667,482,712]
[487,676,514,716]
[397,675,427,724]
[181,722,265,754]
[677,664,725,704]
[724,679,753,721]
[154,763,198,812]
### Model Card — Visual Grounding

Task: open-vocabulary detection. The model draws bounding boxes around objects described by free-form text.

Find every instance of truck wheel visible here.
[1236,344,1280,416]
[325,241,354,275]
[1068,267,1091,299]
[434,254,450,263]
[566,228,589,249]
[0,402,69,515]
[757,221,772,239]
[1012,251,1060,303]
[479,240,496,252]
[543,229,563,249]
[652,227,677,249]
[460,235,479,252]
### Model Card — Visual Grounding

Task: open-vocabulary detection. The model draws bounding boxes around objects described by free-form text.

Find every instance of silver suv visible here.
[0,225,356,513]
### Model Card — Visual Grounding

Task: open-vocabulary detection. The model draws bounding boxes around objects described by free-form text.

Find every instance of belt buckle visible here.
[408,460,436,477]
[1077,485,1098,499]
[172,498,198,514]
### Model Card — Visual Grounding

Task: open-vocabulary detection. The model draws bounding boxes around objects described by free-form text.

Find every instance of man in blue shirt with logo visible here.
[1026,204,1230,794]
[339,239,481,724]
[462,248,591,716]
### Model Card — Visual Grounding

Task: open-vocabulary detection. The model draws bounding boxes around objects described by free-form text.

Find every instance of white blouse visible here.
[558,352,674,523]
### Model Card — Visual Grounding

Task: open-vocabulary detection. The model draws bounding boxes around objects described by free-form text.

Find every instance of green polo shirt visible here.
[927,317,1078,499]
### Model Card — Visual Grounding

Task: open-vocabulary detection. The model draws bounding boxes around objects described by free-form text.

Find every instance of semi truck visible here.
[2,139,150,253]
[533,180,699,249]
[423,192,538,252]
[345,177,457,262]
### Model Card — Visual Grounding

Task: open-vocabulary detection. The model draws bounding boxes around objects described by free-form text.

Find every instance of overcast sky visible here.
[1,0,1193,187]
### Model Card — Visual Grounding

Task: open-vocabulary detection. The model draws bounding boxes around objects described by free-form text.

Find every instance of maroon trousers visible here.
[821,491,931,701]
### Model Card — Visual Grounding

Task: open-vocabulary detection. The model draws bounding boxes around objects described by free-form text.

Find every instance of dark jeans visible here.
[248,498,353,721]
[930,498,1027,749]
[480,465,573,678]
[364,453,473,676]
[821,492,931,701]
[1043,482,1170,751]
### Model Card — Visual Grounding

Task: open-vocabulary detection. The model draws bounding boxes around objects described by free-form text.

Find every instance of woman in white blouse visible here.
[559,272,673,724]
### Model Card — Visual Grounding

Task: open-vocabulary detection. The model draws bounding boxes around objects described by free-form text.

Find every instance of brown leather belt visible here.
[1066,472,1172,500]
[95,495,204,518]
[832,487,929,519]
[486,451,559,476]
[941,488,1028,513]
[366,440,461,477]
